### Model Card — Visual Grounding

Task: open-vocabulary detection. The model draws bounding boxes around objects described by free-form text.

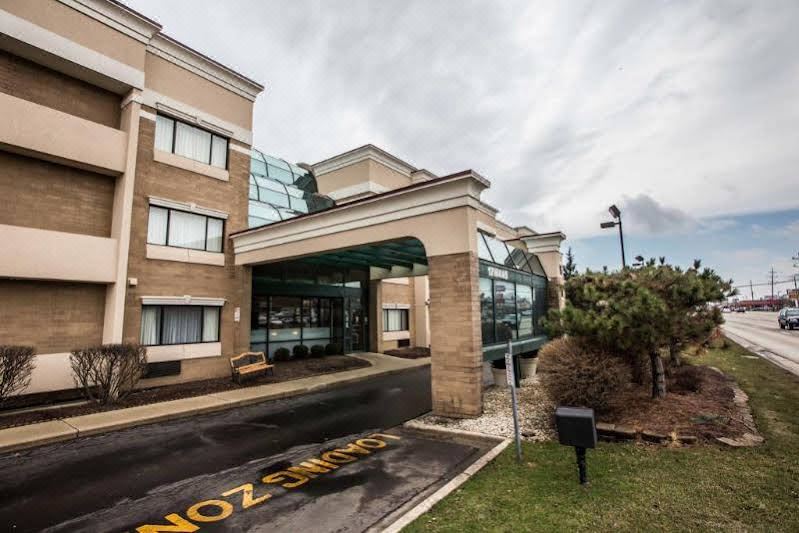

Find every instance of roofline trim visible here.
[58,1,265,98]
[147,34,265,101]
[58,0,162,43]
[311,144,418,177]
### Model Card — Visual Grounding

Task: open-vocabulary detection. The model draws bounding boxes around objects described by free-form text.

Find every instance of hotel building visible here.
[0,0,564,417]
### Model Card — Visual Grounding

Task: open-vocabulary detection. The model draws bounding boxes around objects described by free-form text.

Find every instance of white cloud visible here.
[124,0,799,241]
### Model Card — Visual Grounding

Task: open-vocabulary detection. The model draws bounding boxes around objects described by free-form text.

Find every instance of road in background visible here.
[722,311,799,376]
[0,366,483,533]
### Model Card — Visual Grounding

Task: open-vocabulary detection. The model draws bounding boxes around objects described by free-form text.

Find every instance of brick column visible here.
[428,252,483,417]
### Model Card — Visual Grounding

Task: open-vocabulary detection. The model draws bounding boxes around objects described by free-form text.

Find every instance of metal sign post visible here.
[506,339,522,462]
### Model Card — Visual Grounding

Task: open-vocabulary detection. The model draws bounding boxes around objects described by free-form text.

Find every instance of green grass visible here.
[406,342,799,532]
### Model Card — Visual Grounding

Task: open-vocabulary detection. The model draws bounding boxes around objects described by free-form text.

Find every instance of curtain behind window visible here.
[140,307,161,345]
[383,309,407,332]
[154,116,174,152]
[206,218,223,252]
[203,307,220,342]
[162,307,202,344]
[210,136,227,168]
[175,122,211,164]
[147,206,168,245]
[168,210,206,249]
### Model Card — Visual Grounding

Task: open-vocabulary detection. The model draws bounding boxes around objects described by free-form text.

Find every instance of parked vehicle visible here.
[735,307,746,313]
[778,308,799,330]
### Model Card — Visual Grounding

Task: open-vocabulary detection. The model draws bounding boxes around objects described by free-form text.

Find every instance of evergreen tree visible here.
[545,259,733,399]
[563,247,577,280]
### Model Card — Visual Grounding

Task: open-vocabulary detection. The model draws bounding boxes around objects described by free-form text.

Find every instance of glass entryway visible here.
[251,295,340,358]
[250,260,369,358]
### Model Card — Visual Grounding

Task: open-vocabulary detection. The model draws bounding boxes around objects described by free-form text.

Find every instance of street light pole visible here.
[601,204,626,269]
[617,214,626,268]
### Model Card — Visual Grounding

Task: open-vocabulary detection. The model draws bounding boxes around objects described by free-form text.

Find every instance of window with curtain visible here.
[382,309,409,332]
[154,114,228,169]
[140,305,221,346]
[147,205,225,252]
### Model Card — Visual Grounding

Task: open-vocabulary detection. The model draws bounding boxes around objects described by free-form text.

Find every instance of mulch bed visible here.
[383,346,431,359]
[602,365,747,442]
[0,355,370,430]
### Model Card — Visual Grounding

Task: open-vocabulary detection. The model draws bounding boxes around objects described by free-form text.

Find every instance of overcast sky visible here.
[125,0,799,296]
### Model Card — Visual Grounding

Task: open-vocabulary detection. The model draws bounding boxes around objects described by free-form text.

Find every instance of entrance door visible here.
[340,296,366,353]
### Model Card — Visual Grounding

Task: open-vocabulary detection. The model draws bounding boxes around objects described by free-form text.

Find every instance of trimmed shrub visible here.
[537,337,630,414]
[325,343,342,355]
[293,344,310,359]
[0,345,36,404]
[69,343,147,405]
[310,344,325,358]
[274,347,291,362]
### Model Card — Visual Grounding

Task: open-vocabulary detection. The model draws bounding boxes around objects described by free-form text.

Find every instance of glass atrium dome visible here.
[248,148,335,228]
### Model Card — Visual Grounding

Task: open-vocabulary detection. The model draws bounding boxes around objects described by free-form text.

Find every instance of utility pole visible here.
[750,280,754,301]
[769,267,777,308]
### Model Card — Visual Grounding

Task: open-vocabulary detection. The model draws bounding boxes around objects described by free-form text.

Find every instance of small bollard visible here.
[555,406,597,485]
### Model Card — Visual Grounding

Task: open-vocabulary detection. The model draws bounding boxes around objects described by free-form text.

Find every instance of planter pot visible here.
[491,367,509,388]
[520,357,538,379]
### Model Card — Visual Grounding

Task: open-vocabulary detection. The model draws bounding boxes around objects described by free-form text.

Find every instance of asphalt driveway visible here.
[0,367,487,532]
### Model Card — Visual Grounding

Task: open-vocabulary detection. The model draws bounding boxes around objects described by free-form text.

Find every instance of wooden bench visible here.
[230,351,273,384]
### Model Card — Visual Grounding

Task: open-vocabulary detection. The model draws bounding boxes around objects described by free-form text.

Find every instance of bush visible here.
[293,344,310,359]
[310,344,325,358]
[69,343,146,405]
[537,337,630,414]
[0,345,36,404]
[671,365,703,393]
[273,347,291,362]
[325,343,342,355]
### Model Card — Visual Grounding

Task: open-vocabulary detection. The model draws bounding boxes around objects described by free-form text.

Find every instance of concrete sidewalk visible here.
[0,353,429,454]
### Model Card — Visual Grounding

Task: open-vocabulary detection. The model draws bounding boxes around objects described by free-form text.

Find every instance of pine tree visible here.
[563,247,577,280]
[545,259,733,399]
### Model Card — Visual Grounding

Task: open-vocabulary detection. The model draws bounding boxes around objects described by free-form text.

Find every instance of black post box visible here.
[555,406,597,484]
[555,406,597,449]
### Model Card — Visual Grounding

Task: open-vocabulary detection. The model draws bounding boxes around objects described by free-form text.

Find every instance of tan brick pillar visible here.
[428,251,483,418]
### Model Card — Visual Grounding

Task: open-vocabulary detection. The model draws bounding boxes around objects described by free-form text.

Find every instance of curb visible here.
[0,358,429,454]
[379,424,510,533]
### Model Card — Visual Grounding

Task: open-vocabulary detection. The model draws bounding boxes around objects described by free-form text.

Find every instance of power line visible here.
[733,276,797,289]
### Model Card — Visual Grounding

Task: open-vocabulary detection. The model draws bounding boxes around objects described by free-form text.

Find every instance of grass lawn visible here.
[406,341,799,532]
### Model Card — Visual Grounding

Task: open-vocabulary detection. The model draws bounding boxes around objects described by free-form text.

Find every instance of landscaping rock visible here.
[595,422,616,433]
[641,430,669,443]
[717,433,764,447]
[677,435,698,444]
[611,425,637,440]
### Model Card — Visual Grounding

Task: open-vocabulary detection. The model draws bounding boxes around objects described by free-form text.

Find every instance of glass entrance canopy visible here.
[477,231,548,359]
[248,148,335,228]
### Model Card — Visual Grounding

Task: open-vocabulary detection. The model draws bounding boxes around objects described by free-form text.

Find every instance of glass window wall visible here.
[494,280,517,341]
[480,278,495,344]
[247,148,335,229]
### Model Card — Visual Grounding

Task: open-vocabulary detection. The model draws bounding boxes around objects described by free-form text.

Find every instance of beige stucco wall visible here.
[315,159,412,197]
[0,0,147,70]
[144,53,253,130]
[368,159,412,190]
[0,224,117,283]
[0,91,127,175]
[315,159,371,195]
